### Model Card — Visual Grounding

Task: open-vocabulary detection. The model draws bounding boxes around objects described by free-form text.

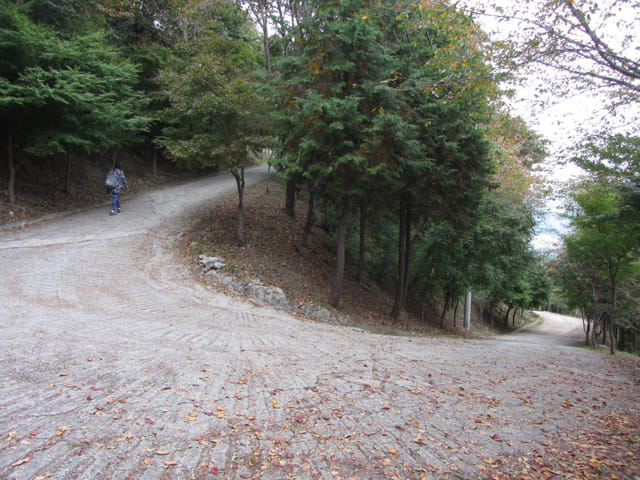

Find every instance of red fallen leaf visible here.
[11,454,32,467]
[491,434,503,442]
[144,418,154,425]
[86,396,93,401]
[204,411,214,416]
[295,416,305,423]
[90,386,100,391]
[395,425,404,431]
[211,466,219,474]
[30,429,38,438]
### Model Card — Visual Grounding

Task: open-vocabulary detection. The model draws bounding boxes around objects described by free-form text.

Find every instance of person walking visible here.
[109,162,129,215]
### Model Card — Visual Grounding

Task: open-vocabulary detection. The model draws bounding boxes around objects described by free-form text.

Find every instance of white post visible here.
[464,289,472,331]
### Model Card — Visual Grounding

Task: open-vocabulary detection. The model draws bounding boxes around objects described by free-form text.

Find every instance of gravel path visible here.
[1,166,638,479]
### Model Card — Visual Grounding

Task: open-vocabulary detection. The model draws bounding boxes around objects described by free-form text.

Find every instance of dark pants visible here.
[110,191,120,212]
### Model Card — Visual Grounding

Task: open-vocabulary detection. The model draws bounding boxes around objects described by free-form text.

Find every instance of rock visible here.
[314,307,333,323]
[205,270,221,282]
[198,255,226,271]
[264,286,290,310]
[247,283,266,303]
[232,282,245,294]
[198,257,346,323]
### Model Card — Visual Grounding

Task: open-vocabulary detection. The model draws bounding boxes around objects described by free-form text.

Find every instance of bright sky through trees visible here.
[460,0,639,251]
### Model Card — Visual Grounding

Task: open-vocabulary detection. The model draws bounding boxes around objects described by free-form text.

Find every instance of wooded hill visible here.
[2,0,638,353]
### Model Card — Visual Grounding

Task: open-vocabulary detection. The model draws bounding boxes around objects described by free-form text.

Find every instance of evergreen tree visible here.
[0,2,149,203]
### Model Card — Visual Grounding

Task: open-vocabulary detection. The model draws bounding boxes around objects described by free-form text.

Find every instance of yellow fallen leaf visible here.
[156,450,170,455]
[164,460,178,467]
[11,454,32,467]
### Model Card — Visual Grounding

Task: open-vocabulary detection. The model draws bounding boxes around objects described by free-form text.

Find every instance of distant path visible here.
[501,311,586,347]
[0,168,638,480]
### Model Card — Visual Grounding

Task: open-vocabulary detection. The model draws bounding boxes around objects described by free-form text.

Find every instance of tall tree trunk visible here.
[608,273,617,355]
[453,298,460,329]
[503,306,512,327]
[7,136,16,204]
[231,167,245,246]
[583,314,591,346]
[63,152,71,193]
[152,147,158,176]
[440,295,450,328]
[285,179,296,218]
[356,200,366,283]
[329,196,352,308]
[261,12,271,73]
[391,200,410,322]
[402,207,412,303]
[301,182,316,247]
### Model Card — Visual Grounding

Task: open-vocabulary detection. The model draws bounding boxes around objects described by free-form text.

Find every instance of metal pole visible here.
[464,289,472,331]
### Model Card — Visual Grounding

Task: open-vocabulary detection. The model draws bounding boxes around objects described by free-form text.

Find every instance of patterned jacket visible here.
[112,169,127,194]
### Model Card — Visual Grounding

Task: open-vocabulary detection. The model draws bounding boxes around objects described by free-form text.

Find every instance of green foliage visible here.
[0,2,149,155]
[155,1,267,171]
[555,175,640,352]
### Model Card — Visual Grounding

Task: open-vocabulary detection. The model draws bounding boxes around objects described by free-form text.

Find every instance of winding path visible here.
[1,167,638,479]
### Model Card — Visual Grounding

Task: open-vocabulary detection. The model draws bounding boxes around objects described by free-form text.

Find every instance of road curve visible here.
[501,311,586,347]
[1,168,638,479]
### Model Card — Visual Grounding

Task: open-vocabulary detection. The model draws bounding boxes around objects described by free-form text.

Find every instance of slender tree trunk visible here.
[391,200,410,322]
[583,314,591,346]
[440,295,450,328]
[453,298,460,329]
[285,179,296,218]
[356,200,366,283]
[503,306,512,327]
[329,196,352,308]
[231,167,246,246]
[7,136,16,204]
[262,14,271,73]
[63,152,71,193]
[402,207,412,303]
[152,147,158,176]
[608,274,617,355]
[301,182,315,247]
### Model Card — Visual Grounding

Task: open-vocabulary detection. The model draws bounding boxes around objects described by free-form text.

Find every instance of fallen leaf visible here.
[11,454,32,467]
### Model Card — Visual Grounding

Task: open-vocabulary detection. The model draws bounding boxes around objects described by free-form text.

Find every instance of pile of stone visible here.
[198,254,350,326]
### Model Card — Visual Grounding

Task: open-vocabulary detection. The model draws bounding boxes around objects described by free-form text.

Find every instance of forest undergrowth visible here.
[180,176,515,336]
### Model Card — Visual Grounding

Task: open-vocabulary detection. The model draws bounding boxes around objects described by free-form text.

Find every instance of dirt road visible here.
[501,311,586,347]
[1,168,638,479]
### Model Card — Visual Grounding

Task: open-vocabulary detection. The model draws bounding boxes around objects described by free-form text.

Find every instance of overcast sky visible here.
[459,0,638,251]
